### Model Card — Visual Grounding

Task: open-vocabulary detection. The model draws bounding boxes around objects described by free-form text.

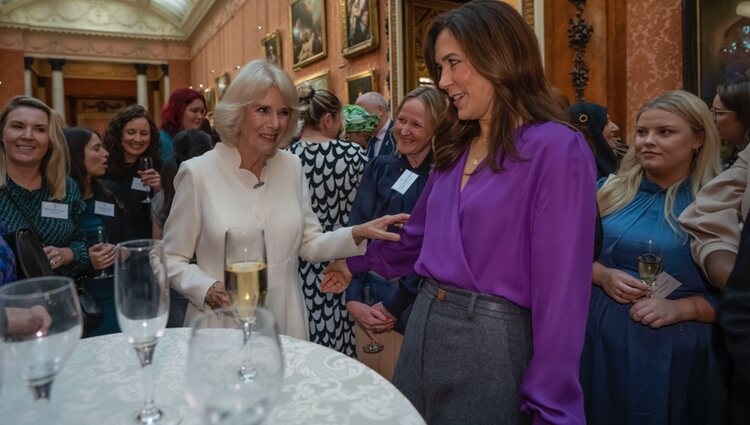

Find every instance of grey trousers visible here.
[393,279,533,425]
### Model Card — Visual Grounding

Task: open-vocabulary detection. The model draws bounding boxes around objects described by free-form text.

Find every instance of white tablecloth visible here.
[0,328,424,425]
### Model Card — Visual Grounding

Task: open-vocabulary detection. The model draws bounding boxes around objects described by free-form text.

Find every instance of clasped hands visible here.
[599,267,682,329]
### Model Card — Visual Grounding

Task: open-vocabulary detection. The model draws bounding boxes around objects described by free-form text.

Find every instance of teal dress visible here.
[160,129,174,162]
[79,182,133,337]
[0,177,88,278]
[580,179,728,424]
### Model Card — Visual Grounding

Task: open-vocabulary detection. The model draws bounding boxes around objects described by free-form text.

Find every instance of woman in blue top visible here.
[345,86,446,345]
[581,90,727,424]
[159,88,207,161]
[65,127,134,337]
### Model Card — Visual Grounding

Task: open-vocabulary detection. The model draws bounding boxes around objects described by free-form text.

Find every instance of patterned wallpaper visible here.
[625,0,683,140]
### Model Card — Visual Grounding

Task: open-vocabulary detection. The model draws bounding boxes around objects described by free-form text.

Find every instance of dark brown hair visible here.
[423,0,565,171]
[102,104,161,177]
[297,83,342,131]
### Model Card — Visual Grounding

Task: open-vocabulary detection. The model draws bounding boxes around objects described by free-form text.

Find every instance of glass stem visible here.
[31,389,52,425]
[134,343,161,423]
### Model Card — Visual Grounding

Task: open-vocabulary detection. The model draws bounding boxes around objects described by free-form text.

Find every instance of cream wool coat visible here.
[164,143,365,339]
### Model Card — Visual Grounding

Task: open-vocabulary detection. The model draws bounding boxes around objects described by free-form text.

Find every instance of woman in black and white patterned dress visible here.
[288,84,367,356]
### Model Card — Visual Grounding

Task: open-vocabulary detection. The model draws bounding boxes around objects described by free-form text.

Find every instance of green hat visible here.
[342,104,378,134]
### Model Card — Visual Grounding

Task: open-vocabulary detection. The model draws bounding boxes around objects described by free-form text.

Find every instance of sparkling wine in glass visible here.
[186,307,283,425]
[0,276,82,424]
[224,226,268,381]
[138,156,153,204]
[115,239,179,425]
[91,225,113,280]
[637,239,662,288]
[362,281,384,354]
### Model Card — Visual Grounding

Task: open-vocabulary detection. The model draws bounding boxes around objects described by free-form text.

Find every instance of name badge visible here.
[41,202,69,220]
[94,201,115,217]
[131,177,150,192]
[649,271,682,299]
[391,170,419,195]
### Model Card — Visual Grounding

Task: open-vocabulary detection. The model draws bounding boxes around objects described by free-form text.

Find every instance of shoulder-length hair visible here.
[213,59,300,148]
[422,0,565,172]
[597,90,722,229]
[103,104,160,176]
[0,96,69,199]
[160,88,206,137]
[63,127,97,195]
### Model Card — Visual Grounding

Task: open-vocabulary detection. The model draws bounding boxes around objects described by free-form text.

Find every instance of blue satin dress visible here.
[581,179,728,424]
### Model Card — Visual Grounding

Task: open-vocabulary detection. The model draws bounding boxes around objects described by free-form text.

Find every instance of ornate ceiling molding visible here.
[0,27,191,60]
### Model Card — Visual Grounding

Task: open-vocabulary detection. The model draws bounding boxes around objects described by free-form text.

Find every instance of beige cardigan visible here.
[679,144,750,274]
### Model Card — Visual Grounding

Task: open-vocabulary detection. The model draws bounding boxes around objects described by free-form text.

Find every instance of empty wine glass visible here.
[0,276,82,424]
[89,225,113,280]
[115,239,179,425]
[224,226,268,381]
[139,156,153,204]
[362,281,384,354]
[637,239,662,289]
[185,307,283,425]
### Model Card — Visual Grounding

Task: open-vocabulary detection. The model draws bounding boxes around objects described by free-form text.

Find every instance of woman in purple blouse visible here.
[324,1,596,424]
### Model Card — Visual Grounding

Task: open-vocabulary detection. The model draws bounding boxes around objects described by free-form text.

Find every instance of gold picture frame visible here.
[290,0,327,68]
[203,87,216,113]
[216,72,230,101]
[295,70,330,91]
[340,0,379,57]
[262,30,282,67]
[345,70,376,104]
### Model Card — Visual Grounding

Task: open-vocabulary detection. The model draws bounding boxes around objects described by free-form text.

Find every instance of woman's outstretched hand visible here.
[351,213,410,245]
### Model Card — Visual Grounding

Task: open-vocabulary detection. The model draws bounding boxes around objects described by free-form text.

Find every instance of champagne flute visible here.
[637,239,662,289]
[0,277,82,424]
[138,156,153,204]
[90,225,113,280]
[185,307,282,425]
[114,239,179,425]
[224,226,268,381]
[362,281,384,354]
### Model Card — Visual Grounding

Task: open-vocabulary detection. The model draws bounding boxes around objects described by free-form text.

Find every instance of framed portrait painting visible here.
[341,0,379,57]
[290,0,327,68]
[683,0,750,102]
[203,88,216,113]
[216,72,230,101]
[296,70,330,91]
[262,30,282,67]
[346,70,376,104]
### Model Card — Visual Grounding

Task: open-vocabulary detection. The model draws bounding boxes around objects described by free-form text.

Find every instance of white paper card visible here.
[649,271,682,299]
[391,170,419,195]
[41,202,68,219]
[131,177,150,192]
[94,201,115,217]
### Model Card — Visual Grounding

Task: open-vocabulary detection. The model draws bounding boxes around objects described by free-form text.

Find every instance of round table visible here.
[0,328,424,424]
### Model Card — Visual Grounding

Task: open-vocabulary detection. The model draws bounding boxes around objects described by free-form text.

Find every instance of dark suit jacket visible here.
[366,120,396,160]
[720,210,750,424]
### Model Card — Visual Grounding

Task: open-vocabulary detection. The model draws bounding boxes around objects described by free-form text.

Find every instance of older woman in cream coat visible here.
[164,60,404,338]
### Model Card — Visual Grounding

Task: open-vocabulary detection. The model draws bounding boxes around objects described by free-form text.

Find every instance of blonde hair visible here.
[597,90,722,230]
[213,60,300,148]
[0,96,69,199]
[394,86,448,155]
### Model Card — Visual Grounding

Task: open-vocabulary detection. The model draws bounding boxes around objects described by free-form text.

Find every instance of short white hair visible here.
[213,60,300,147]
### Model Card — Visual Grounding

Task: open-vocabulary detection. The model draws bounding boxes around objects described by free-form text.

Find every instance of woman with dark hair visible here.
[324,1,596,422]
[288,83,366,356]
[151,129,213,238]
[680,78,750,289]
[568,101,621,178]
[0,96,89,278]
[64,127,132,336]
[159,88,207,161]
[103,104,161,239]
[712,79,750,169]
